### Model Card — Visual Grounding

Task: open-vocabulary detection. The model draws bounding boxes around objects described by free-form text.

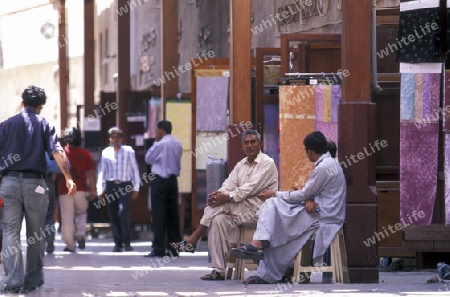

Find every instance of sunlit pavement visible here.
[0,233,448,297]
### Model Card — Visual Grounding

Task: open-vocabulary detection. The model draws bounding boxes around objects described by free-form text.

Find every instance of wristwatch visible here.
[229,194,235,202]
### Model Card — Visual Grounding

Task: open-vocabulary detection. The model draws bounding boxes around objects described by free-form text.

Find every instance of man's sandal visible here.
[230,243,264,262]
[170,240,196,253]
[200,270,225,281]
[243,275,269,284]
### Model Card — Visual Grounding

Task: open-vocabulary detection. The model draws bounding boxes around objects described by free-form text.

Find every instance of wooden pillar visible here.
[161,0,178,113]
[340,0,378,283]
[229,0,251,124]
[58,0,68,131]
[117,0,131,138]
[84,0,95,118]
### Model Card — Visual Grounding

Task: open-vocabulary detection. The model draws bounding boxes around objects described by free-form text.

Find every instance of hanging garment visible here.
[443,71,450,132]
[315,84,340,145]
[444,134,450,224]
[279,85,316,190]
[166,100,193,193]
[399,73,441,225]
[146,98,162,138]
[263,103,280,169]
[396,7,442,63]
[196,76,229,132]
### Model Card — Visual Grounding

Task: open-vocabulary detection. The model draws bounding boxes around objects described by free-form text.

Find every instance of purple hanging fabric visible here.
[196,77,229,131]
[315,85,339,145]
[420,73,442,124]
[316,122,338,145]
[331,85,340,123]
[263,103,279,170]
[400,72,441,225]
[400,122,439,225]
[422,74,432,119]
[444,71,450,131]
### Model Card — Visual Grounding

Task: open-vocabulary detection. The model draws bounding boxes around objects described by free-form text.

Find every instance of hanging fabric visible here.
[396,7,441,63]
[263,102,280,170]
[399,72,441,225]
[146,98,162,138]
[166,99,192,150]
[278,81,340,190]
[444,71,450,224]
[166,99,192,193]
[443,71,450,131]
[196,76,229,132]
[315,84,340,145]
[445,133,450,224]
[279,85,316,190]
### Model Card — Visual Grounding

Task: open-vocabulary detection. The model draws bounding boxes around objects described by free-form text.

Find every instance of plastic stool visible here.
[292,227,349,284]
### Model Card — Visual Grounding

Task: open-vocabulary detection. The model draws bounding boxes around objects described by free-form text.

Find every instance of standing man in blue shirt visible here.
[144,120,182,257]
[0,85,76,293]
[97,127,140,252]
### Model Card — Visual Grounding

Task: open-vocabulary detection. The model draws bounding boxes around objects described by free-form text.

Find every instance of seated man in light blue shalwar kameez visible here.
[231,131,346,284]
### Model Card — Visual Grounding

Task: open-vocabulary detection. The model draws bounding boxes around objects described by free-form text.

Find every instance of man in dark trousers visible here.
[97,127,140,252]
[144,120,182,257]
[0,85,76,293]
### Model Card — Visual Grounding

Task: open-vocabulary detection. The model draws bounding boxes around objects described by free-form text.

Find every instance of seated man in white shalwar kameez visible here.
[231,131,346,284]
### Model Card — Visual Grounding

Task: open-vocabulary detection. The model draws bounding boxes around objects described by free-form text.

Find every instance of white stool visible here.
[292,227,349,284]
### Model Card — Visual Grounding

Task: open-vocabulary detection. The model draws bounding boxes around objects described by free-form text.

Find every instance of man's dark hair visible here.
[22,85,47,107]
[241,129,261,142]
[108,126,123,136]
[303,131,328,154]
[157,120,172,134]
[63,127,82,146]
[327,138,337,158]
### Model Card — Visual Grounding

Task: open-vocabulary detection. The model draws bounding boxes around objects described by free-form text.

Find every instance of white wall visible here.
[0,0,85,133]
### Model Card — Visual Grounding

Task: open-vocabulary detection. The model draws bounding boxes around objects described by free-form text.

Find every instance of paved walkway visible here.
[0,234,448,296]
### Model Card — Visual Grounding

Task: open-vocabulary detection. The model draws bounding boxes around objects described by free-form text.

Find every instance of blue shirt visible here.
[0,107,62,174]
[97,145,140,194]
[145,134,182,178]
[46,152,62,174]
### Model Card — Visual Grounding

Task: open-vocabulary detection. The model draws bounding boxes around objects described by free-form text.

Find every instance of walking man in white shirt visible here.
[144,120,183,258]
[97,127,140,252]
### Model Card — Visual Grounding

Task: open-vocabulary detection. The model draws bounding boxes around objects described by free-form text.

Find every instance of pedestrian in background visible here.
[0,85,76,293]
[58,127,96,252]
[144,120,182,258]
[97,127,140,252]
